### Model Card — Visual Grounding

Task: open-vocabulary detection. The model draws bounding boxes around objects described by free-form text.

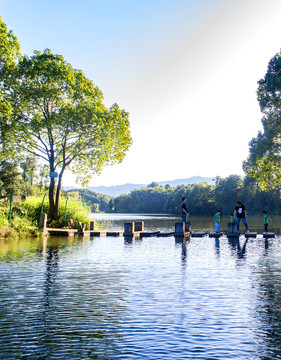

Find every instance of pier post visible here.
[134,221,144,232]
[175,222,185,236]
[78,222,86,236]
[228,222,238,235]
[124,222,135,236]
[40,213,48,236]
[90,221,95,231]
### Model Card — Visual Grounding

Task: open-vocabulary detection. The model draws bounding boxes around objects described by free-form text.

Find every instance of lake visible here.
[90,213,281,234]
[1,214,281,359]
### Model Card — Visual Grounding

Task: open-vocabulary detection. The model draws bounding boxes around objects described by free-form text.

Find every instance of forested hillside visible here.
[76,175,281,215]
[66,189,113,213]
[106,175,281,216]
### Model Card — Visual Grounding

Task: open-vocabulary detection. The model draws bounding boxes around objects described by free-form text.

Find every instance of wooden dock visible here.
[140,231,160,238]
[245,232,257,238]
[44,217,278,241]
[106,231,124,237]
[263,232,275,238]
[191,232,207,238]
[157,231,175,237]
[87,230,124,237]
[46,228,124,237]
[227,232,240,238]
[46,228,78,236]
[209,232,224,238]
[87,230,107,237]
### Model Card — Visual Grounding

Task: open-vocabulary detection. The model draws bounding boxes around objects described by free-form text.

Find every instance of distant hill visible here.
[82,176,215,197]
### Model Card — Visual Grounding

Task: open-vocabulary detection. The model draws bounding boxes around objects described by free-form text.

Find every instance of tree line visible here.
[109,175,281,216]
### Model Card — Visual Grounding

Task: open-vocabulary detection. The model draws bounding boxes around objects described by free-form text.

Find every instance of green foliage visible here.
[0,202,39,238]
[0,17,21,160]
[9,214,40,237]
[0,161,21,196]
[38,164,49,188]
[0,17,20,70]
[7,48,132,219]
[243,50,281,190]
[0,208,9,228]
[113,182,215,215]
[214,175,243,212]
[20,155,38,185]
[112,175,281,215]
[57,195,90,229]
[66,188,112,212]
[0,158,43,197]
[20,193,90,229]
[1,18,132,220]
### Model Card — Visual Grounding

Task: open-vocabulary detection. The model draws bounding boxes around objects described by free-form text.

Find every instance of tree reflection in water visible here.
[255,248,281,360]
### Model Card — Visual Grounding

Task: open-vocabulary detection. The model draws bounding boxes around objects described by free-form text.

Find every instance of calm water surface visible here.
[1,214,281,359]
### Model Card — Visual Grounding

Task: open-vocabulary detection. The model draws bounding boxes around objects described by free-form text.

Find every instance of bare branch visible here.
[17,144,49,162]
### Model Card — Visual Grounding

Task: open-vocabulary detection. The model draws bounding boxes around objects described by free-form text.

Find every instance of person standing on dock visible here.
[263,210,272,232]
[214,209,221,232]
[181,197,189,223]
[234,201,249,232]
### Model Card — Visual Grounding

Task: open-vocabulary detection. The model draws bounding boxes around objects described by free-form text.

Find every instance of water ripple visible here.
[1,234,281,359]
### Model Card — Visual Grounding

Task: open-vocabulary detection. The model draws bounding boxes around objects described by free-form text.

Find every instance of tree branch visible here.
[17,144,49,162]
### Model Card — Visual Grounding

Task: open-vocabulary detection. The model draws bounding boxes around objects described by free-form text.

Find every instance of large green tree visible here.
[214,175,243,213]
[9,49,132,220]
[243,50,281,190]
[20,155,38,185]
[0,17,21,159]
[0,160,20,196]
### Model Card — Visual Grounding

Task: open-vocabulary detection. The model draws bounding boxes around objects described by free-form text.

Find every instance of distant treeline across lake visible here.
[67,175,281,216]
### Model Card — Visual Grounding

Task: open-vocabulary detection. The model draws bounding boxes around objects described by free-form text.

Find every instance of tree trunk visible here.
[54,168,65,220]
[48,152,56,220]
[48,177,56,219]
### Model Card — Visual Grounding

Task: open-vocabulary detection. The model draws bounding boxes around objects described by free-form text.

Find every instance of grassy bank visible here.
[0,192,91,239]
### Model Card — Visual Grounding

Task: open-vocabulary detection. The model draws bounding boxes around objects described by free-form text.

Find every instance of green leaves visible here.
[244,49,281,189]
[0,17,21,161]
[12,49,132,181]
[0,19,132,219]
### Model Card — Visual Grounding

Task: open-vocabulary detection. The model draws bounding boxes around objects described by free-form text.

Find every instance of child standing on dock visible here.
[263,210,272,232]
[229,213,236,223]
[214,210,221,232]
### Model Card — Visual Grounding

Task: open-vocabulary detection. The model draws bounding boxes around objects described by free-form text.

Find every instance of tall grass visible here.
[0,208,17,238]
[0,192,91,239]
[21,193,91,229]
[0,205,37,238]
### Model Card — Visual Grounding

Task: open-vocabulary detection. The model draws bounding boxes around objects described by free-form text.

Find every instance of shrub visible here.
[20,194,90,229]
[10,215,41,237]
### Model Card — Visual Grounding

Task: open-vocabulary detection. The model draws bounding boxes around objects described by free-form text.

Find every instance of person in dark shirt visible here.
[181,197,189,223]
[234,201,249,232]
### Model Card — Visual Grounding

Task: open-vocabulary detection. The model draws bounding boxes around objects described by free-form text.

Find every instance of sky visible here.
[1,0,281,187]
